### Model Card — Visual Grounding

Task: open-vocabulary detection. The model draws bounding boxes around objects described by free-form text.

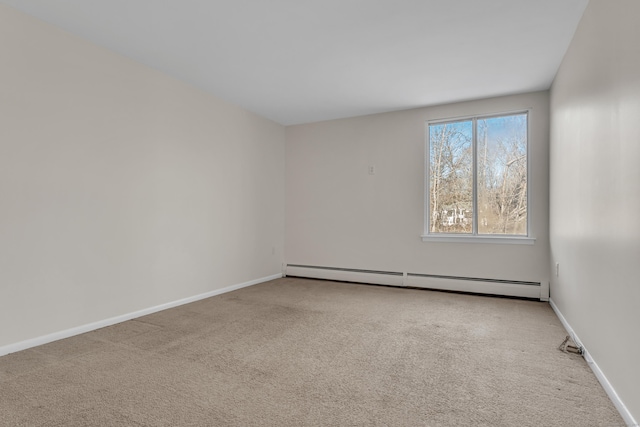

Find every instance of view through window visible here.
[427,112,528,236]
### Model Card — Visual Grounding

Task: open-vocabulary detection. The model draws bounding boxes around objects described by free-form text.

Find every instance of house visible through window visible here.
[425,112,528,238]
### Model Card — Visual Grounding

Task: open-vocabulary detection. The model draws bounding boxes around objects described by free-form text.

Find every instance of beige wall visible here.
[5,2,636,420]
[0,5,285,348]
[550,0,640,421]
[286,92,549,283]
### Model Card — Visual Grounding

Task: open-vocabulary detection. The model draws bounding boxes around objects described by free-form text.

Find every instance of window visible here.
[424,111,530,242]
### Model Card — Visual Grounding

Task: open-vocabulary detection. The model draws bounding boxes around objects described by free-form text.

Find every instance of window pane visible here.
[477,114,527,235]
[429,121,473,234]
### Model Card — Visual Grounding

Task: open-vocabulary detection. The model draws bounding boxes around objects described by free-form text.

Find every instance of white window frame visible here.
[421,110,535,245]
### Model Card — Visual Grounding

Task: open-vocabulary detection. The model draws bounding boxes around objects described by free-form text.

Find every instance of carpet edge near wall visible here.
[0,273,283,358]
[549,299,638,427]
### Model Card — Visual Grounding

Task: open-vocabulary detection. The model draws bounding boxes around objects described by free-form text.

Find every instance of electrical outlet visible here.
[555,263,559,277]
[368,165,376,175]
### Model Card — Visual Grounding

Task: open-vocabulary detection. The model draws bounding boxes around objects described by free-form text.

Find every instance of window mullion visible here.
[472,118,478,236]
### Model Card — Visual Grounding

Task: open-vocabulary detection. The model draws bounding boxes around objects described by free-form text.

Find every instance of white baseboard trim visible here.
[0,273,283,358]
[549,299,638,427]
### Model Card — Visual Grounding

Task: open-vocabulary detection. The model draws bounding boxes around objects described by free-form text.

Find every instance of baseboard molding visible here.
[549,299,638,427]
[0,273,283,358]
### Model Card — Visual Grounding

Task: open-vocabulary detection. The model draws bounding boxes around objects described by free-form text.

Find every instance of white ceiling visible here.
[2,0,588,125]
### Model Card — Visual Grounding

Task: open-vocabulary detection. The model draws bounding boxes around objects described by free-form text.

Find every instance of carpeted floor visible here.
[0,277,625,426]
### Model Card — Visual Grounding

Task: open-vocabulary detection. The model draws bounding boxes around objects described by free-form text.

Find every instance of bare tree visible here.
[477,115,527,235]
[430,114,527,235]
[429,121,473,233]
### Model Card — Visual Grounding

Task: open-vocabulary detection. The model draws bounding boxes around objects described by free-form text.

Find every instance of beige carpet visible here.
[0,277,624,426]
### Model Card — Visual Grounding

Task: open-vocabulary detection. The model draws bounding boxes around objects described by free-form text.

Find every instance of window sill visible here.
[420,235,535,245]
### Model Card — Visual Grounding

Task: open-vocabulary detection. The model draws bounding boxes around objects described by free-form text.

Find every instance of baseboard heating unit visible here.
[285,264,549,301]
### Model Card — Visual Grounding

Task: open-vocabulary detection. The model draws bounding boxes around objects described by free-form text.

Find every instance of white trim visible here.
[427,108,532,125]
[421,235,535,245]
[539,280,549,302]
[0,273,283,358]
[549,299,638,427]
[472,117,478,235]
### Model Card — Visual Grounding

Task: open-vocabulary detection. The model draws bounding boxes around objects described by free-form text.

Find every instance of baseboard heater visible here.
[285,264,404,287]
[285,264,549,301]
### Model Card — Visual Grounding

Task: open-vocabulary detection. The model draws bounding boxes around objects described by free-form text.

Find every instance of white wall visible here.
[286,92,549,283]
[550,0,640,421]
[0,5,285,349]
